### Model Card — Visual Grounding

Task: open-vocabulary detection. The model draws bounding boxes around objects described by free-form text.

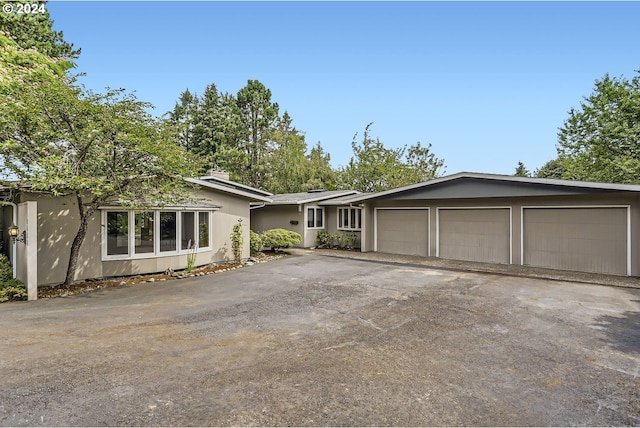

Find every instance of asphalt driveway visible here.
[1,253,639,426]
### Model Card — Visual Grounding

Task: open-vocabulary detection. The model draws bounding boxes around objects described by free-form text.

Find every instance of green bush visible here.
[250,230,263,256]
[231,219,244,262]
[0,278,27,302]
[336,232,357,249]
[261,228,302,251]
[0,254,12,282]
[316,230,332,248]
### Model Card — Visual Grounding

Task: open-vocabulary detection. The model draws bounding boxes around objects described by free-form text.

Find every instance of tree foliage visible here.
[556,70,640,183]
[0,1,80,59]
[167,83,338,193]
[0,35,199,285]
[514,161,530,177]
[339,123,444,192]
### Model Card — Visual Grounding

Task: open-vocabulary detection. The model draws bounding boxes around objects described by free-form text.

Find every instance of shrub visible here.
[231,219,244,262]
[316,230,332,248]
[0,254,12,282]
[261,229,302,251]
[0,278,27,302]
[250,230,263,256]
[336,232,357,249]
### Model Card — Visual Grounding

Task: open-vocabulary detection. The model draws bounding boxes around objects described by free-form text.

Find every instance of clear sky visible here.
[46,1,640,175]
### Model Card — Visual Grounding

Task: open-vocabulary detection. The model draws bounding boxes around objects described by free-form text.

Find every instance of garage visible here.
[522,207,629,275]
[437,208,511,264]
[375,208,429,257]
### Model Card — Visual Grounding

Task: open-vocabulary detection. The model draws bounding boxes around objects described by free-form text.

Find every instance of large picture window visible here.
[103,209,212,259]
[307,207,324,228]
[338,207,362,230]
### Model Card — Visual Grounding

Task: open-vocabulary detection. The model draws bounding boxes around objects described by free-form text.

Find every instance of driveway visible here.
[1,253,639,426]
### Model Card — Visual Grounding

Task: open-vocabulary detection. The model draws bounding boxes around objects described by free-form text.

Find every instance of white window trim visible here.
[101,209,214,261]
[305,206,325,229]
[337,207,362,231]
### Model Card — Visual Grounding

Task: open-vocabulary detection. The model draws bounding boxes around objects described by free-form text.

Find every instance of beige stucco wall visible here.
[19,187,252,286]
[251,205,305,247]
[252,205,363,248]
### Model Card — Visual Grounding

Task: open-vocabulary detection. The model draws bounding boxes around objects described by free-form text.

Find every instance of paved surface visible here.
[1,253,639,426]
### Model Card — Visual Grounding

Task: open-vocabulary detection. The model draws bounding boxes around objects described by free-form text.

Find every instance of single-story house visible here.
[0,172,272,300]
[254,172,640,277]
[250,189,361,248]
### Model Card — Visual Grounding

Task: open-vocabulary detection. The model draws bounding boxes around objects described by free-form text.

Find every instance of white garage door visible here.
[438,208,511,264]
[522,207,628,275]
[376,209,429,257]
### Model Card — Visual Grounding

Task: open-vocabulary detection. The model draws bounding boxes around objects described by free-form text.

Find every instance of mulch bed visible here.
[37,252,285,299]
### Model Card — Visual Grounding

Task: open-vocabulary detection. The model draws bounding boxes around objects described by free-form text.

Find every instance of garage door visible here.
[376,209,429,257]
[523,207,628,275]
[438,208,510,264]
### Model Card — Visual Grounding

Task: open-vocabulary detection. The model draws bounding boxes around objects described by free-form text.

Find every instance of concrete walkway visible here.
[306,248,640,289]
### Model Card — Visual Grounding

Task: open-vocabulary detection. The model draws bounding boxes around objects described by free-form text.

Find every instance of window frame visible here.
[306,206,325,229]
[337,207,362,231]
[102,209,213,261]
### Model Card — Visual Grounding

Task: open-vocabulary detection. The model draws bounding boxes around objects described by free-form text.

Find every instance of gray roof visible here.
[343,172,640,202]
[199,175,273,197]
[186,178,273,202]
[317,192,371,205]
[267,190,360,205]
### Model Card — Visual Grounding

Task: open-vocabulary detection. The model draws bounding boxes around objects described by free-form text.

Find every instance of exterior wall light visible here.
[8,224,26,244]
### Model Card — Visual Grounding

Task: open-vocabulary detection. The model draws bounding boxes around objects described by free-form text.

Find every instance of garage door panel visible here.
[439,208,510,264]
[376,209,428,257]
[523,208,627,275]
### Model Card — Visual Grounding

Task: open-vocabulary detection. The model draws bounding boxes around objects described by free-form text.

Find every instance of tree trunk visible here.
[64,194,94,286]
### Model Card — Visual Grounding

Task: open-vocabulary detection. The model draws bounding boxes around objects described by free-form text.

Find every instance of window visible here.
[160,212,177,252]
[199,212,210,248]
[338,207,362,230]
[307,207,324,228]
[103,209,214,259]
[135,211,154,254]
[106,212,129,255]
[182,212,195,250]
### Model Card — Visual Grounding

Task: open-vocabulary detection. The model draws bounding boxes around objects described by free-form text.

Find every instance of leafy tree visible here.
[0,1,80,59]
[514,161,530,177]
[264,112,309,193]
[303,142,338,191]
[167,89,200,153]
[0,36,199,285]
[534,158,566,179]
[339,123,444,192]
[557,70,640,183]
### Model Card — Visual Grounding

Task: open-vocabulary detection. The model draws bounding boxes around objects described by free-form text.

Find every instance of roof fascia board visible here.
[348,172,640,202]
[186,178,273,202]
[199,175,273,196]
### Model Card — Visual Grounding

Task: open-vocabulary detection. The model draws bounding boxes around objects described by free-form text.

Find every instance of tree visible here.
[304,142,338,191]
[0,1,80,59]
[339,123,444,192]
[534,158,566,179]
[514,161,530,177]
[0,36,199,285]
[235,80,279,188]
[557,70,640,183]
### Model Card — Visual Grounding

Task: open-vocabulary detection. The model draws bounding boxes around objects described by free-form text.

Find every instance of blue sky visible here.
[46,1,640,175]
